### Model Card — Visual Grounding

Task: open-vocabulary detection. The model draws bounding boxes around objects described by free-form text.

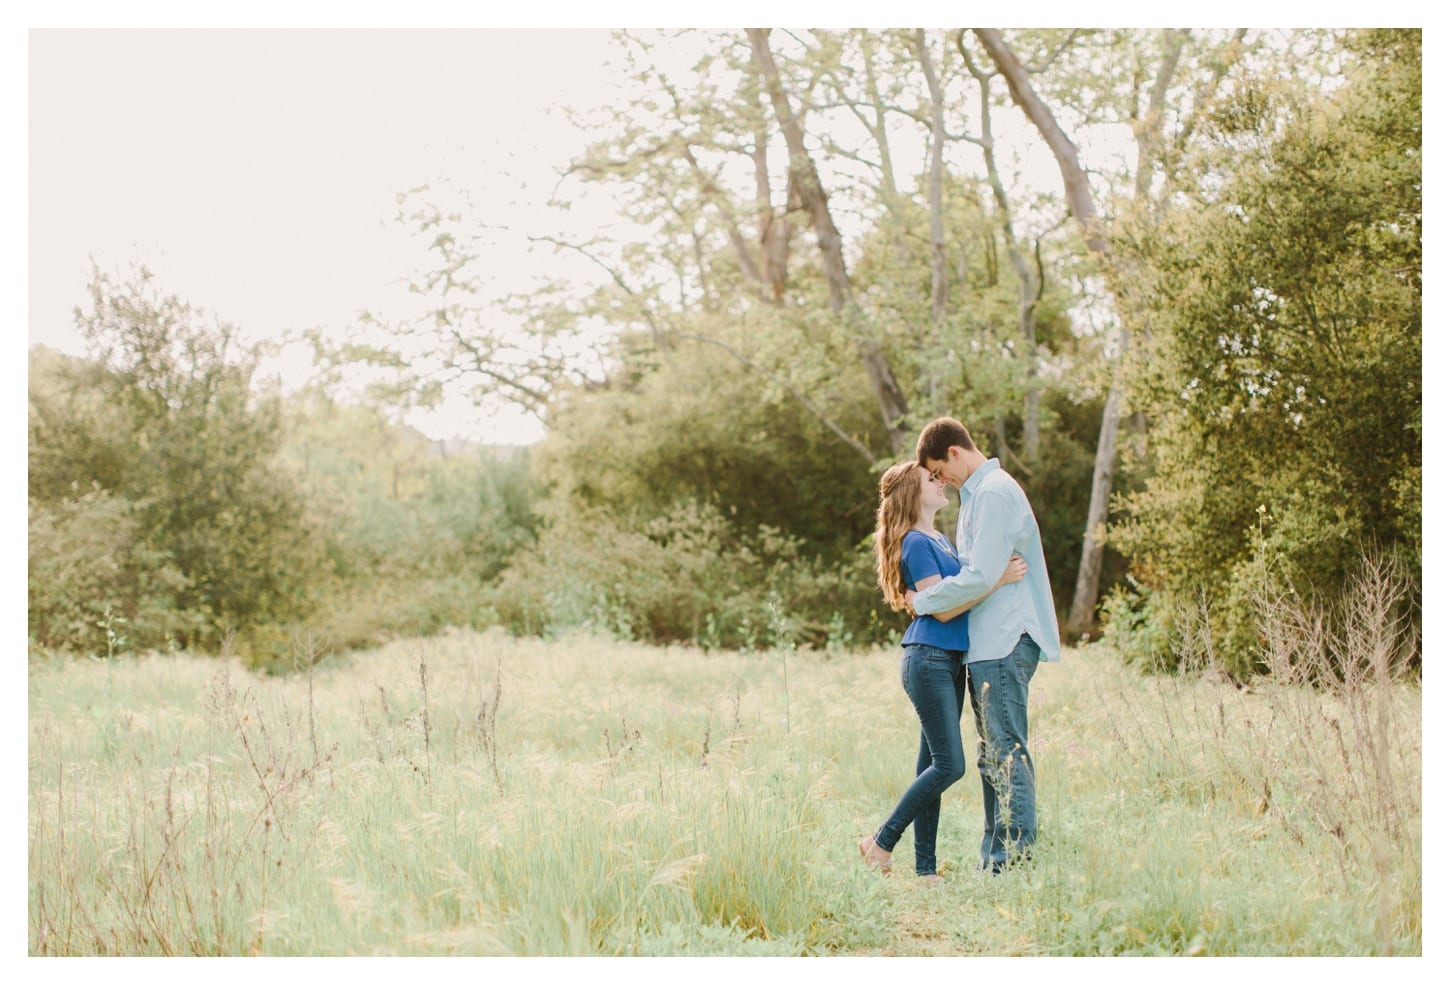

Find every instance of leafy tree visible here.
[962,27,1278,634]
[494,309,892,646]
[291,28,1399,657]
[1110,29,1421,674]
[29,266,328,654]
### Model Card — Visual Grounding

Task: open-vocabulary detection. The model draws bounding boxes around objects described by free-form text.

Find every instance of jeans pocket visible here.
[1009,637,1041,686]
[912,644,956,664]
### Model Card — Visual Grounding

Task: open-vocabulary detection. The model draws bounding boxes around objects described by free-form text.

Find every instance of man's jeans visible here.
[875,644,967,876]
[967,634,1041,871]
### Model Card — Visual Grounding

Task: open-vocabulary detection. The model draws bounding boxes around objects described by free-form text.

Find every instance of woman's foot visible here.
[917,873,945,886]
[858,835,892,874]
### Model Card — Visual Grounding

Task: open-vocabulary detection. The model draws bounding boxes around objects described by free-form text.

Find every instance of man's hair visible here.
[915,417,976,466]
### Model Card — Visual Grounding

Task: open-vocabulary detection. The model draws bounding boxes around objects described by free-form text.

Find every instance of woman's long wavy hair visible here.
[874,461,923,612]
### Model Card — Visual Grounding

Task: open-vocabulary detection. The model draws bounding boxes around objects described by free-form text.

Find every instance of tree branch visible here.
[528,235,672,353]
[675,332,876,463]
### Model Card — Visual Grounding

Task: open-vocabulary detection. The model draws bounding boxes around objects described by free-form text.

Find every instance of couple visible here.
[859,417,1060,882]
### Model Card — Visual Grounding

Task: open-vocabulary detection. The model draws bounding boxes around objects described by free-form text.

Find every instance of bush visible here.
[29,269,333,652]
[487,498,887,650]
[1109,31,1421,674]
[28,488,202,655]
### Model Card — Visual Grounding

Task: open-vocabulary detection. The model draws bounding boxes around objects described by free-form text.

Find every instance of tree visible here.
[746,28,913,452]
[1110,28,1421,673]
[497,313,892,647]
[29,265,328,653]
[964,27,1258,636]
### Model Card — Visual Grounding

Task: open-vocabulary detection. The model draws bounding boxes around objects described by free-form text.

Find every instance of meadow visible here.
[28,626,1420,957]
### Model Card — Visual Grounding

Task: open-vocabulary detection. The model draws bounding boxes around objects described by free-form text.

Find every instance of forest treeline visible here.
[28,28,1420,676]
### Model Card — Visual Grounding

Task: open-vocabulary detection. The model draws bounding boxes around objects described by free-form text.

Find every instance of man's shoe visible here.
[984,852,1032,876]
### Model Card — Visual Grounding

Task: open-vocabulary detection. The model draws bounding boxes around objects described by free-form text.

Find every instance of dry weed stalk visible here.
[1101,551,1419,915]
[470,650,504,792]
[418,649,433,789]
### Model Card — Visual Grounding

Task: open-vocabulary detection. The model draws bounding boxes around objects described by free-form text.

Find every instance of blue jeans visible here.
[967,634,1041,870]
[875,644,967,876]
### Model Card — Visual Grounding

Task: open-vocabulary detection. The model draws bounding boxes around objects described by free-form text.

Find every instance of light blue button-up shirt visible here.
[911,458,1061,664]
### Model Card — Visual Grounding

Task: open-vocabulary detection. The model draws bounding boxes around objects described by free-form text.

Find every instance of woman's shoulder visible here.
[901,529,941,552]
[901,528,953,559]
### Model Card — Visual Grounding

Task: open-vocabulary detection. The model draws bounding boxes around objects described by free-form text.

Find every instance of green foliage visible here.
[480,312,895,648]
[30,30,1417,679]
[539,317,886,553]
[489,499,881,650]
[27,487,201,655]
[279,395,541,579]
[1109,30,1421,674]
[273,392,544,651]
[479,168,1111,645]
[30,309,546,662]
[28,267,330,655]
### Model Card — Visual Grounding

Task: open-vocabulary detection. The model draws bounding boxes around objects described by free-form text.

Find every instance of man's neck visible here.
[959,449,989,482]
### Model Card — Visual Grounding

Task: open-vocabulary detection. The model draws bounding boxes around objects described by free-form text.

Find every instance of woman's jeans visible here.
[874,644,967,876]
[967,634,1041,871]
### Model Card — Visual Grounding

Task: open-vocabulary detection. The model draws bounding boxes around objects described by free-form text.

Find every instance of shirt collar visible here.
[961,457,1000,498]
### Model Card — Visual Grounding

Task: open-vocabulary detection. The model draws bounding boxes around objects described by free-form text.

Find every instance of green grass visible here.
[28,627,1420,956]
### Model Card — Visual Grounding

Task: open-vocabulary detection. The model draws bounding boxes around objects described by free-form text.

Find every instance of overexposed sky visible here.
[29,28,630,445]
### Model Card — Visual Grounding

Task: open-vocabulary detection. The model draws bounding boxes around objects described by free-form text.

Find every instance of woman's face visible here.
[917,466,948,512]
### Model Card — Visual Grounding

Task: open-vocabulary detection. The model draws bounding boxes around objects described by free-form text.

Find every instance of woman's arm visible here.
[915,554,1027,622]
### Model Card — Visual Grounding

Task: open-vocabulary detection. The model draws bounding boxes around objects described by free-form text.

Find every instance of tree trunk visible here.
[913,30,949,409]
[972,29,1109,255]
[975,28,1209,636]
[1067,30,1186,636]
[747,27,912,453]
[1067,382,1121,633]
[752,96,795,304]
[973,27,1114,635]
[958,31,1043,466]
[1134,30,1188,199]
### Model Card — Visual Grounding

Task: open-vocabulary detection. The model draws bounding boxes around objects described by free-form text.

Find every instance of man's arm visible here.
[911,488,1015,615]
[918,554,1027,621]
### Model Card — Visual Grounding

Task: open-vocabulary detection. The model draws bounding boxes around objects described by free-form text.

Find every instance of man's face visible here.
[924,447,970,489]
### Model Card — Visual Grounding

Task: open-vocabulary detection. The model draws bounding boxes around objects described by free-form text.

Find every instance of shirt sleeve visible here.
[900,533,944,590]
[912,487,1015,614]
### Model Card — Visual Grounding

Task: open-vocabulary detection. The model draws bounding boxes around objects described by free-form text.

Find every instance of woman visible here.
[858,461,1026,882]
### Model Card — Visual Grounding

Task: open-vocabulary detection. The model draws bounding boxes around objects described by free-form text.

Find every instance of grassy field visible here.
[28,627,1421,956]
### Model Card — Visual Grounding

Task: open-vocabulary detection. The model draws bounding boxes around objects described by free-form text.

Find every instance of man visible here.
[907,417,1060,874]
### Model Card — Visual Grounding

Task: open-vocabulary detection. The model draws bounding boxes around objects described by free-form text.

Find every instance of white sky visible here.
[28,27,636,446]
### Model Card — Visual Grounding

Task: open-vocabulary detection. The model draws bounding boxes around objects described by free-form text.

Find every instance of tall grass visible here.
[30,586,1420,955]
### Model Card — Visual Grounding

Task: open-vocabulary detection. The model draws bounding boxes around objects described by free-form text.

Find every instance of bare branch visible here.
[528,235,672,353]
[1023,29,1089,73]
[973,28,1109,258]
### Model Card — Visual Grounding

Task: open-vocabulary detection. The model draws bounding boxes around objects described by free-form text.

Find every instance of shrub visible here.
[28,488,202,654]
[29,268,332,652]
[487,499,886,649]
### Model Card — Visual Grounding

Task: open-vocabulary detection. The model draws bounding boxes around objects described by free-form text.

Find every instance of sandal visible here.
[858,834,893,874]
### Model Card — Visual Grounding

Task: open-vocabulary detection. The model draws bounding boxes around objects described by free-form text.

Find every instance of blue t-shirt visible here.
[899,528,970,653]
